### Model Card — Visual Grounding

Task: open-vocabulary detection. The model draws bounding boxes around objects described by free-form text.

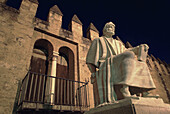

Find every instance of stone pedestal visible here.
[85,97,170,114]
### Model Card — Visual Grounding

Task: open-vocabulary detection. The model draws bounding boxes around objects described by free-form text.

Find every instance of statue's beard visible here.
[104,31,115,36]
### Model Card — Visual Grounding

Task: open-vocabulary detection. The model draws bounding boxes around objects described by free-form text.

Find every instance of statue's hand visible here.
[91,72,96,84]
[140,44,149,52]
[91,72,96,78]
[137,44,149,62]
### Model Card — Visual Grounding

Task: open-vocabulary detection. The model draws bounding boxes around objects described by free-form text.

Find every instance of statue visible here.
[86,22,156,106]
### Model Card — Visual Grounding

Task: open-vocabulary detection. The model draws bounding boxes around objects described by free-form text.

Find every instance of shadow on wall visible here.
[12,80,22,114]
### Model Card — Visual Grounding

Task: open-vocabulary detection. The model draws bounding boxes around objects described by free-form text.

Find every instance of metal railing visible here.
[18,72,90,109]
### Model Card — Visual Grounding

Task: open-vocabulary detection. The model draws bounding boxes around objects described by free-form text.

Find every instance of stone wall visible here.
[0,0,169,114]
[0,0,38,113]
[126,43,170,103]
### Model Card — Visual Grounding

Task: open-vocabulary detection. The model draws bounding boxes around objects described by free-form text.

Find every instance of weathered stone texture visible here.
[86,23,99,41]
[69,19,83,43]
[147,57,170,103]
[0,1,170,114]
[48,5,63,36]
[85,98,170,114]
[0,1,38,113]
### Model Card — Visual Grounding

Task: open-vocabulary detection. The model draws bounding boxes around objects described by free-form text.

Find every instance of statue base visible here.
[85,97,170,114]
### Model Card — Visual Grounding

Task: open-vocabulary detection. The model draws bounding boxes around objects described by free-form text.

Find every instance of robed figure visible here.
[86,22,156,106]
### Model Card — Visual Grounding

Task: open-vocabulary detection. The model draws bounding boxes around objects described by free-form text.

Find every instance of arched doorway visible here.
[29,39,53,74]
[56,47,74,80]
[25,39,53,102]
[54,46,75,105]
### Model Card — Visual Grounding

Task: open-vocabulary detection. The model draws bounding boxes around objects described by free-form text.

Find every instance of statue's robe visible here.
[86,36,156,105]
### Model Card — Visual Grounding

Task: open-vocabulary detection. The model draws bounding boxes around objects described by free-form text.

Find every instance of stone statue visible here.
[86,22,156,106]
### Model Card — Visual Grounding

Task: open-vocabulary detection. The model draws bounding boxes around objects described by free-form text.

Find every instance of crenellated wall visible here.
[0,0,169,114]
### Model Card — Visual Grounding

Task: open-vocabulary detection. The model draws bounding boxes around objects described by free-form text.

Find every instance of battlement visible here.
[1,0,169,73]
[0,1,170,114]
[1,0,100,43]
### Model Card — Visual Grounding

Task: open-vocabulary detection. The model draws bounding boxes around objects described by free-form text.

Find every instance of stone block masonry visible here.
[0,0,169,113]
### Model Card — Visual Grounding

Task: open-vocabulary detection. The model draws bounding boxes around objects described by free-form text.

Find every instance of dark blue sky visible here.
[36,0,170,63]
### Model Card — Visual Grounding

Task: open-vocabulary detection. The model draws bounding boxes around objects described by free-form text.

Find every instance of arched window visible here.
[54,46,75,105]
[56,47,74,80]
[29,39,53,75]
[30,48,48,74]
[25,39,53,102]
[56,53,69,78]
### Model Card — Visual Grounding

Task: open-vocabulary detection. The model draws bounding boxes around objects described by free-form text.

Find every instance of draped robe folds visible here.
[86,37,156,105]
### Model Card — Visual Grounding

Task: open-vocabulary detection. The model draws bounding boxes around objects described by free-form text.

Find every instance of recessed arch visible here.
[33,39,54,57]
[29,39,53,74]
[26,39,54,102]
[56,46,75,80]
[54,46,75,105]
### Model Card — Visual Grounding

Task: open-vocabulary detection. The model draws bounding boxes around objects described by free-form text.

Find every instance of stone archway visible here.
[56,46,75,80]
[25,39,53,102]
[54,46,75,105]
[29,39,53,74]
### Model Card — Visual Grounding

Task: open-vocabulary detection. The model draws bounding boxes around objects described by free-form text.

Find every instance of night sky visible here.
[36,0,170,63]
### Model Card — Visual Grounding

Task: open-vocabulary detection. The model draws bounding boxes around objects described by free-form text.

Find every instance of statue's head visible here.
[103,22,115,37]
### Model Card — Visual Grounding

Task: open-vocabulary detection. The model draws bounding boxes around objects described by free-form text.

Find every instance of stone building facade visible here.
[0,0,169,114]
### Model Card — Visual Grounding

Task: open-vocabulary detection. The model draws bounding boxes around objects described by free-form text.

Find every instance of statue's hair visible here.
[103,22,115,35]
